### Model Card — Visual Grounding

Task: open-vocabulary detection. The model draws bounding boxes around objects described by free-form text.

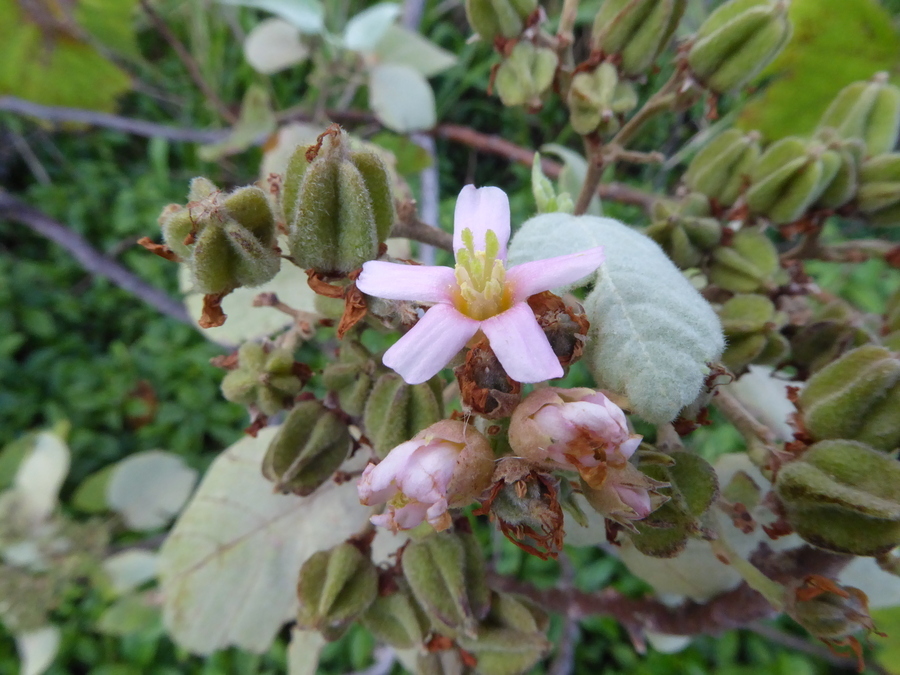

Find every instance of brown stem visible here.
[390,218,453,252]
[0,191,191,325]
[574,136,605,216]
[487,545,849,637]
[139,0,237,124]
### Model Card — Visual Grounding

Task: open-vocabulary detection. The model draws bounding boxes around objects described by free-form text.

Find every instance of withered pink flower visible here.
[356,185,605,384]
[357,420,494,532]
[509,387,642,470]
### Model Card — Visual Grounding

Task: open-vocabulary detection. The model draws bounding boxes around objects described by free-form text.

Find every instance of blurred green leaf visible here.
[737,0,900,140]
[0,0,132,111]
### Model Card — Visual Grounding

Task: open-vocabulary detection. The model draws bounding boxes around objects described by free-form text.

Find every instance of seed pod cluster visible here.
[817,72,900,157]
[296,542,378,640]
[719,294,788,373]
[494,42,559,110]
[775,439,900,556]
[262,400,351,495]
[465,0,537,42]
[567,62,638,136]
[220,342,305,415]
[857,153,900,227]
[590,0,687,77]
[646,193,722,268]
[684,130,761,207]
[362,373,443,458]
[687,0,792,94]
[160,178,280,294]
[708,228,781,293]
[798,345,900,453]
[285,127,394,274]
[626,452,718,558]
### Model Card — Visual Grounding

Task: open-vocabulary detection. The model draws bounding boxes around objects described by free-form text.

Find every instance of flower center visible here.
[453,228,513,320]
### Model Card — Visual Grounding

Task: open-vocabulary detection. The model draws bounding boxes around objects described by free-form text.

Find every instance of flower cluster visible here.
[356,186,662,535]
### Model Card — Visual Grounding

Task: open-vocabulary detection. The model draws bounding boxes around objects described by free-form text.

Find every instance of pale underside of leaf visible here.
[368,64,436,133]
[106,450,198,531]
[158,426,371,654]
[244,18,309,74]
[16,625,60,675]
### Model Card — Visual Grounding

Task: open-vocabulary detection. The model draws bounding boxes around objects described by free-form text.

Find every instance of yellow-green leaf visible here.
[736,0,900,141]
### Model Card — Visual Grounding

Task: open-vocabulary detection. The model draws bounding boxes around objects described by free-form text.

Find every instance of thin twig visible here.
[0,99,658,211]
[487,545,849,638]
[391,218,453,252]
[138,0,237,124]
[435,124,656,211]
[0,191,191,325]
[0,97,223,143]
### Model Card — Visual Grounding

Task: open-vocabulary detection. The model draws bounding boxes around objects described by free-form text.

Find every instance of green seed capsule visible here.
[494,42,559,110]
[775,440,900,556]
[688,0,791,94]
[286,128,395,274]
[296,543,378,640]
[817,73,900,157]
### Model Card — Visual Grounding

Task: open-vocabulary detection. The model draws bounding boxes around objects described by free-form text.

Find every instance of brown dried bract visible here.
[886,245,900,269]
[306,123,342,162]
[210,351,240,370]
[720,500,756,534]
[475,460,565,560]
[199,292,229,328]
[337,282,368,338]
[455,340,521,419]
[306,270,345,298]
[137,236,180,262]
[244,412,269,438]
[528,291,590,368]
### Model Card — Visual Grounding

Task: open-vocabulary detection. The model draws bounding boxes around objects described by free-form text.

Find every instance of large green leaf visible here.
[737,0,900,141]
[0,0,133,111]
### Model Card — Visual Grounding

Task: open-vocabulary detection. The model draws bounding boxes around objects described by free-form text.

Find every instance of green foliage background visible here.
[1,0,899,673]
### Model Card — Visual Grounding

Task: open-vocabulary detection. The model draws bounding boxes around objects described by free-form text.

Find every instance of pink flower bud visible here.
[358,420,494,533]
[509,387,642,470]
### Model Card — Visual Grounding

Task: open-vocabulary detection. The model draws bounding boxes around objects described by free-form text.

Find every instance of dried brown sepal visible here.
[672,406,712,436]
[199,292,229,328]
[137,236,180,262]
[210,351,240,370]
[886,245,900,269]
[244,411,269,438]
[475,459,565,560]
[292,361,314,383]
[527,291,590,368]
[455,340,521,419]
[306,270,346,298]
[306,123,342,162]
[790,575,886,673]
[337,282,368,338]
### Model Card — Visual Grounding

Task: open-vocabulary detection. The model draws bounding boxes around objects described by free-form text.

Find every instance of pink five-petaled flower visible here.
[356,185,605,384]
[357,420,494,533]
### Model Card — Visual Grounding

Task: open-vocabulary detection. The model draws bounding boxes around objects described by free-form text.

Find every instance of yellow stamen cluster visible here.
[453,228,513,320]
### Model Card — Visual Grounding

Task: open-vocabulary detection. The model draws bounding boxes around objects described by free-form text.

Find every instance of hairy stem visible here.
[713,388,776,468]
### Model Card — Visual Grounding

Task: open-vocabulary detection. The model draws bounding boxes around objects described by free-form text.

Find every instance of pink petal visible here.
[615,485,653,519]
[481,302,563,383]
[357,261,456,303]
[399,441,458,502]
[452,185,511,260]
[618,436,643,460]
[507,246,605,302]
[382,303,480,384]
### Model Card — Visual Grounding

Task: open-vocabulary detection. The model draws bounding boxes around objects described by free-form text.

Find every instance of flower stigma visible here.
[453,228,513,320]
